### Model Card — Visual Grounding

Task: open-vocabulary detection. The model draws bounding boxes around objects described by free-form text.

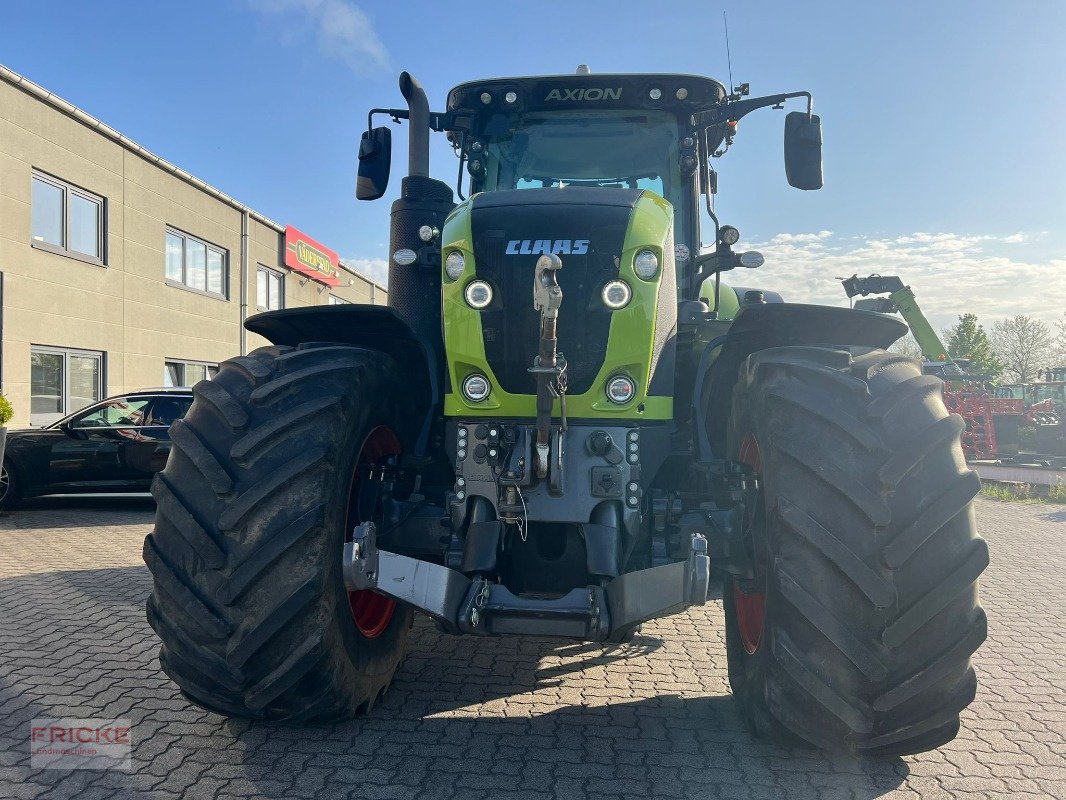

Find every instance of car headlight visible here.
[633,249,659,280]
[462,374,490,402]
[601,280,632,309]
[445,250,465,280]
[464,280,493,309]
[606,375,636,404]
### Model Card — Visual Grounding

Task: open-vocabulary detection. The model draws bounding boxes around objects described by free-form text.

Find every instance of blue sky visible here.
[2,1,1063,327]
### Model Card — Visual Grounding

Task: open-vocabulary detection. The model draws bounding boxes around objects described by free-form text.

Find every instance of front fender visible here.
[696,303,907,459]
[245,305,441,455]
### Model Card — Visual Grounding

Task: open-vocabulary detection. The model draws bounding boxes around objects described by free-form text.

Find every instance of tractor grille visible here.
[470,190,638,396]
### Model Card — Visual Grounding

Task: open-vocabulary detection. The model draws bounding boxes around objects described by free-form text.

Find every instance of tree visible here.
[889,333,924,361]
[1055,312,1066,367]
[942,313,1004,379]
[990,315,1053,383]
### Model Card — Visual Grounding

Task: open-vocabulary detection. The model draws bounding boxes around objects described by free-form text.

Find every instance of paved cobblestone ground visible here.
[0,497,1062,799]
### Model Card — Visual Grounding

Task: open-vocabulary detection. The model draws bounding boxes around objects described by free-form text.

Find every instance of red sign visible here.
[284,225,341,286]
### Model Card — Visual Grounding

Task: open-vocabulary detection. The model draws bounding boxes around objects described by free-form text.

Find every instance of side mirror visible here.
[784,111,823,190]
[356,126,392,201]
[59,421,87,439]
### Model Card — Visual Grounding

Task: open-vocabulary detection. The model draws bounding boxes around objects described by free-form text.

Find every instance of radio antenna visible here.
[723,11,734,94]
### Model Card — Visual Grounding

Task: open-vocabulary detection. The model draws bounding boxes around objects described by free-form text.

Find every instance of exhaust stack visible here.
[398,71,430,178]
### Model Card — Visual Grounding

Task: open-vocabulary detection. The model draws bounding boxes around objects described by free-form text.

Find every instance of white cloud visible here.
[341,257,388,286]
[768,230,833,244]
[744,231,1065,330]
[247,0,389,72]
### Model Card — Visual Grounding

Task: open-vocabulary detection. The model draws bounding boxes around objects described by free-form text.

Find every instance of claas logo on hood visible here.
[506,239,590,256]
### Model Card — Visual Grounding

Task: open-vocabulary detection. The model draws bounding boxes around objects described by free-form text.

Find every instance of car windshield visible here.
[481,110,684,238]
[74,397,152,427]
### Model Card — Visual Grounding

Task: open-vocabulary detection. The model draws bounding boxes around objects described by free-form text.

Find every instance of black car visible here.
[0,388,193,508]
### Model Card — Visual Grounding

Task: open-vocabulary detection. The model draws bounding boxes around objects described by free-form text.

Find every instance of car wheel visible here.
[0,460,20,510]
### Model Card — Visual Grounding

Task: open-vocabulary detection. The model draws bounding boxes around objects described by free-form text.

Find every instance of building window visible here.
[328,295,351,305]
[164,359,219,387]
[30,345,104,426]
[165,228,227,298]
[31,171,105,264]
[257,266,284,311]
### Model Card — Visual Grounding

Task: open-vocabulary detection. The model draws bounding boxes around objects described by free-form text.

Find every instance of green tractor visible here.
[144,68,987,755]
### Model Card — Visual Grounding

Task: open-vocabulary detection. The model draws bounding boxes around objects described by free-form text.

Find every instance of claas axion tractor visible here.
[145,67,988,755]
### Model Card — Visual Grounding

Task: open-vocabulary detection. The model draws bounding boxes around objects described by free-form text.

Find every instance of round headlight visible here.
[504,91,518,104]
[738,251,765,269]
[462,374,490,402]
[633,249,659,280]
[648,88,662,100]
[445,251,465,280]
[601,280,632,309]
[418,225,435,242]
[480,92,492,105]
[465,280,493,309]
[606,375,636,404]
[719,225,741,246]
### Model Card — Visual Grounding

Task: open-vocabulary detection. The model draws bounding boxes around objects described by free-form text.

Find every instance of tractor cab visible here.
[358,68,823,305]
[445,73,729,256]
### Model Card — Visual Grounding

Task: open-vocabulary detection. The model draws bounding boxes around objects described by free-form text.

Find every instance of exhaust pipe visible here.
[399,71,430,178]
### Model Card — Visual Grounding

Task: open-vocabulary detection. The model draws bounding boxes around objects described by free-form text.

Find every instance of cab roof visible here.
[447,73,727,116]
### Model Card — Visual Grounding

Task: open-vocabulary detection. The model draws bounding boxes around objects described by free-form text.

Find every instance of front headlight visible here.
[601,280,632,310]
[445,250,465,280]
[462,374,490,402]
[464,280,493,309]
[606,375,637,404]
[719,225,741,246]
[633,249,659,280]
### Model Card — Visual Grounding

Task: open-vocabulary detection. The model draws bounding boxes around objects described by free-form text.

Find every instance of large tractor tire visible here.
[144,343,414,722]
[721,346,987,756]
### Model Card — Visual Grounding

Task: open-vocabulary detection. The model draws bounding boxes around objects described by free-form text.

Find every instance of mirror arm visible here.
[693,91,812,127]
[366,108,471,136]
[367,107,409,131]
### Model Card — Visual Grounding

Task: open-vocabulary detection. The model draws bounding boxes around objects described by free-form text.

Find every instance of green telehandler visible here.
[145,68,987,755]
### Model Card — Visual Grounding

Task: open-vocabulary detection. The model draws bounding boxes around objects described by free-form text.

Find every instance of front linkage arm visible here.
[344,522,711,640]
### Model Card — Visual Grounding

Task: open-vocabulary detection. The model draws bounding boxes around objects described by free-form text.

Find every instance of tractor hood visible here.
[441,187,677,419]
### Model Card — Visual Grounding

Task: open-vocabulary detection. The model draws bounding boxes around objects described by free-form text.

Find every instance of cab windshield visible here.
[480,109,684,238]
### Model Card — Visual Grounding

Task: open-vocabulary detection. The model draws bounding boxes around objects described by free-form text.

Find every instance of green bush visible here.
[1018,426,1037,450]
[0,394,12,427]
[981,479,1066,504]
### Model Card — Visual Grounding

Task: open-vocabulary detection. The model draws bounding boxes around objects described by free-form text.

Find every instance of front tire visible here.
[722,346,987,756]
[144,344,415,721]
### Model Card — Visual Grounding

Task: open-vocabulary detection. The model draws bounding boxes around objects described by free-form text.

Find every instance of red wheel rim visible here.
[346,425,400,639]
[735,432,766,655]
